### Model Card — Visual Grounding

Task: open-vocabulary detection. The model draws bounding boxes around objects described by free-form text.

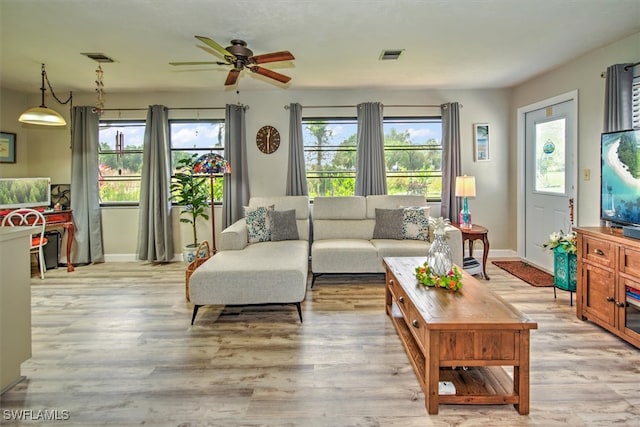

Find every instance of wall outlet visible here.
[583,168,591,181]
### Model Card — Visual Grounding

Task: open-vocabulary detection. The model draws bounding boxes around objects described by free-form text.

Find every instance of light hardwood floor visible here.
[1,260,639,426]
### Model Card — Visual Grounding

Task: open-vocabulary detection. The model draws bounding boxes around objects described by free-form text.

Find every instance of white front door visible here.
[523,99,576,271]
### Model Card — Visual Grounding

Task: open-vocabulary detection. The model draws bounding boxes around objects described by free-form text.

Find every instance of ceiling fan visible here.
[170,36,295,86]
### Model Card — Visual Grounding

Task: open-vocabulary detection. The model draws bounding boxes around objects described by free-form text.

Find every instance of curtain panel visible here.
[440,102,461,222]
[70,106,104,264]
[603,63,634,133]
[286,103,308,196]
[136,105,174,262]
[223,104,250,228]
[355,102,387,196]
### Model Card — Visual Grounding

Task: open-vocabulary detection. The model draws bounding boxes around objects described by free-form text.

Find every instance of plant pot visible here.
[553,246,577,292]
[182,244,198,263]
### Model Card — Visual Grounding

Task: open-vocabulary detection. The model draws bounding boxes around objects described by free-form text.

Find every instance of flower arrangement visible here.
[415,261,464,292]
[543,230,577,254]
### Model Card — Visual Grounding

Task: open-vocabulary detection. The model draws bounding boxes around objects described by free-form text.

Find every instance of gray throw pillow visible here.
[373,208,403,239]
[269,209,299,241]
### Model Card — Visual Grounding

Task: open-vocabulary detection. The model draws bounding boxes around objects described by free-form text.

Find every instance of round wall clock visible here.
[256,125,280,154]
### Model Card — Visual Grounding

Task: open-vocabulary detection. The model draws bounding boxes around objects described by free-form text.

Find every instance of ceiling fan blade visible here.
[250,66,291,84]
[195,35,236,60]
[251,51,295,64]
[225,69,241,86]
[169,61,227,66]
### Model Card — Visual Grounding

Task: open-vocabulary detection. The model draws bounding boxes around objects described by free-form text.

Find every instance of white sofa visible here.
[188,196,310,324]
[311,195,463,286]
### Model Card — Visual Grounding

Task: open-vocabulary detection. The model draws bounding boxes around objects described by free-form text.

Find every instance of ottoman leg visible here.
[191,305,203,325]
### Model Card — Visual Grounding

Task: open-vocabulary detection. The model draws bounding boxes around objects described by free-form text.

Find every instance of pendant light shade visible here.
[19,106,67,126]
[18,64,71,127]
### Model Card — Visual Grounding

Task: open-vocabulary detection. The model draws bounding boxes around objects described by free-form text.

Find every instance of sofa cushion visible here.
[402,207,431,241]
[366,195,427,218]
[269,209,300,241]
[313,196,366,220]
[245,205,274,243]
[372,208,403,239]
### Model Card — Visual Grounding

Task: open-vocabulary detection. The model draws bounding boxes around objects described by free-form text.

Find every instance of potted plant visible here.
[544,230,578,301]
[171,153,209,262]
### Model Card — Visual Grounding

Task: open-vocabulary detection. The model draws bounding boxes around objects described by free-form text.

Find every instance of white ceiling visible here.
[1,0,639,96]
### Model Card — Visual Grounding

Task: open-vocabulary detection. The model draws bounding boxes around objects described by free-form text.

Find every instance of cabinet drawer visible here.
[620,247,640,277]
[582,236,615,269]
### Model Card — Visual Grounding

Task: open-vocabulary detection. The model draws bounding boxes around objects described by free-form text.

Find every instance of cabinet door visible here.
[620,277,640,343]
[582,264,616,327]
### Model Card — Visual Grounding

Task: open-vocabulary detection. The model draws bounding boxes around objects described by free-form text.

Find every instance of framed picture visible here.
[0,132,16,163]
[473,124,490,162]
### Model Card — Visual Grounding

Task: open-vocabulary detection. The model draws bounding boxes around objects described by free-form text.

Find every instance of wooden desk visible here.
[0,209,75,272]
[452,223,490,279]
[384,256,537,415]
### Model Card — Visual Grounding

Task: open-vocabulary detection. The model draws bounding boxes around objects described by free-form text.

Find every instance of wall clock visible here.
[256,125,280,154]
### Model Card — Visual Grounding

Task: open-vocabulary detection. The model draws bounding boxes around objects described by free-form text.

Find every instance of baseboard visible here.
[103,253,183,262]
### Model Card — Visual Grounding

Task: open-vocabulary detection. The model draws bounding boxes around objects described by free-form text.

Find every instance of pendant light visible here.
[19,64,72,126]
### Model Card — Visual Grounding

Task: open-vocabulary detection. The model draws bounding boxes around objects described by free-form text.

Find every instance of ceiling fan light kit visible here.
[171,36,294,87]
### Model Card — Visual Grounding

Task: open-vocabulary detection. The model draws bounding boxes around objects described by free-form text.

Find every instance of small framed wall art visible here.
[473,123,490,162]
[0,132,16,163]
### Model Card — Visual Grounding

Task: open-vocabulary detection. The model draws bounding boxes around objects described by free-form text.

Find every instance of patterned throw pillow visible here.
[402,207,430,241]
[244,205,274,243]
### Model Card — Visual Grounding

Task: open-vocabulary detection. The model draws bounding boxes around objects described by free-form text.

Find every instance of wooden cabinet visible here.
[575,227,640,348]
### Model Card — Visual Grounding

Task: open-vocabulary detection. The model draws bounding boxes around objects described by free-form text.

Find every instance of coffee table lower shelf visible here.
[389,307,523,413]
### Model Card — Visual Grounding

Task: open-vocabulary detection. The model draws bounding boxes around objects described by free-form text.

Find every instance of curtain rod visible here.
[283,103,461,110]
[99,106,227,112]
[625,61,640,70]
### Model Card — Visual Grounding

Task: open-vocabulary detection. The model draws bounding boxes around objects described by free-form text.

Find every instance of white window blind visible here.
[633,75,640,129]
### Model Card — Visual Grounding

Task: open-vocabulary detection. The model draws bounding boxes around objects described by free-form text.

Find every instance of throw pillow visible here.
[402,207,430,241]
[372,208,403,240]
[244,205,274,243]
[269,209,299,241]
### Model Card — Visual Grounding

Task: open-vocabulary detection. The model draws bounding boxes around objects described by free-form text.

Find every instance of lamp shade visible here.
[455,175,476,197]
[192,153,231,175]
[18,106,67,126]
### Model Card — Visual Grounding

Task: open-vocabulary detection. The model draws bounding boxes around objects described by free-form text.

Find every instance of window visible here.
[99,121,145,204]
[98,119,226,205]
[633,74,639,129]
[302,117,442,200]
[170,120,226,202]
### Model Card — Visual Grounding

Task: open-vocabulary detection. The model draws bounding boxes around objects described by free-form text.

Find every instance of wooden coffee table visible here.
[383,256,537,415]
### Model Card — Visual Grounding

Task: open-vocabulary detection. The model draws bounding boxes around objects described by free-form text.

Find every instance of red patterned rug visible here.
[491,260,554,287]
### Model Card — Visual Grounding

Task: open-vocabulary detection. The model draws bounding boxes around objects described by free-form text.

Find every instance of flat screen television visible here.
[601,129,640,226]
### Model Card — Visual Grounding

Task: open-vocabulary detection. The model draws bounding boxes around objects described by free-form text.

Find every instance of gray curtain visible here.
[223,104,249,228]
[137,105,173,262]
[355,102,387,196]
[603,63,634,133]
[286,103,308,196]
[70,106,104,264]
[440,102,461,222]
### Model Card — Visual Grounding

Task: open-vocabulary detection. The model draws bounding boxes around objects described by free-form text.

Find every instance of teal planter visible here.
[553,246,577,304]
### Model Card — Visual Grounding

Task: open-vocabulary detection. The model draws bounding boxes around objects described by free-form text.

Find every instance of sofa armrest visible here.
[443,225,463,268]
[219,219,248,251]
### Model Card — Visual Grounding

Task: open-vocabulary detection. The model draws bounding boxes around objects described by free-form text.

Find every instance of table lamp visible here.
[455,175,476,228]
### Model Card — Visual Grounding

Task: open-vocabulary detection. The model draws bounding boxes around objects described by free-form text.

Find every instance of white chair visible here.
[2,208,49,279]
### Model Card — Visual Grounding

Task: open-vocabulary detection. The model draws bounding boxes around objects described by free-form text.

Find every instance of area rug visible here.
[491,260,554,287]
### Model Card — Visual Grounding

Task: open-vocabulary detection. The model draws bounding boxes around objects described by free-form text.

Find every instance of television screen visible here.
[0,177,51,210]
[601,129,640,226]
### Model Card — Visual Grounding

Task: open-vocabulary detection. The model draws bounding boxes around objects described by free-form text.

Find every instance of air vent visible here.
[380,49,404,61]
[81,53,115,63]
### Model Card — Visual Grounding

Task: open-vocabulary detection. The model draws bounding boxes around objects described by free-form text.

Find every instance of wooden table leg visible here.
[514,330,531,415]
[63,223,75,272]
[425,331,440,414]
[481,232,490,280]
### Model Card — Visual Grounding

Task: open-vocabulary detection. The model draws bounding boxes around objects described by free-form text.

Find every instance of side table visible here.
[452,223,490,280]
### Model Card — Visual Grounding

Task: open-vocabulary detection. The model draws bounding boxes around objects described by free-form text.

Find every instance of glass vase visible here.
[428,232,453,276]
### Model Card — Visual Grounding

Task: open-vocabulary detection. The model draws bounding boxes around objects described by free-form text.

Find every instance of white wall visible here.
[510,32,640,244]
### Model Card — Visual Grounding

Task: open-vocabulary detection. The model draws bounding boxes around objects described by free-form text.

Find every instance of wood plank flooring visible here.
[1,260,639,426]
